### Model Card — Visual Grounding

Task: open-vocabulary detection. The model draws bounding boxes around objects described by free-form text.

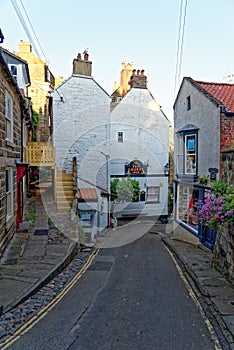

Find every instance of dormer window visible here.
[9,64,17,82]
[186,95,191,110]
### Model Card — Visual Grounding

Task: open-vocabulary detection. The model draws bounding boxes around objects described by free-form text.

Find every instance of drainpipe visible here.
[20,105,24,162]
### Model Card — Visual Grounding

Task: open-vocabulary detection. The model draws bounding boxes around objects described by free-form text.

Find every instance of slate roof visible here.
[0,49,23,99]
[195,81,234,113]
[77,188,98,201]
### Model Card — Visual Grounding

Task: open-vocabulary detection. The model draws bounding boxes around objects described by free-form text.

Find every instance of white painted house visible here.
[52,52,110,242]
[110,69,170,219]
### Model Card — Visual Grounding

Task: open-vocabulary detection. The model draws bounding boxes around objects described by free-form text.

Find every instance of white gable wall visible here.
[110,87,170,218]
[174,78,220,178]
[53,75,110,190]
[52,75,111,238]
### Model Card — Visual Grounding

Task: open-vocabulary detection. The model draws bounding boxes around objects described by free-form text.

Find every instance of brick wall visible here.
[220,114,234,151]
[222,149,234,185]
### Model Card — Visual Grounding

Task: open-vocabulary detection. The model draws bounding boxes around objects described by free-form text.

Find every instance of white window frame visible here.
[184,134,196,175]
[6,169,13,220]
[118,132,123,143]
[9,64,17,82]
[5,89,13,142]
[176,133,184,174]
[147,186,160,203]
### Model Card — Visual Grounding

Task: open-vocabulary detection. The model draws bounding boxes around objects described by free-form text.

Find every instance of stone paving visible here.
[0,188,234,348]
[0,249,92,342]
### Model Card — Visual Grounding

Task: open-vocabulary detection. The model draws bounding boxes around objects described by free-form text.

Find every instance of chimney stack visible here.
[129,68,147,88]
[18,40,32,53]
[73,49,92,76]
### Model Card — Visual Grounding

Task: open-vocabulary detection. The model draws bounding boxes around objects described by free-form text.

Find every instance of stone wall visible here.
[212,223,234,286]
[213,150,234,285]
[0,62,21,253]
[222,149,234,186]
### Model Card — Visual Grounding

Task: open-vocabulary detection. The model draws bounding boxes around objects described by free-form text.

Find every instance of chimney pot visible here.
[77,53,82,60]
[83,50,89,61]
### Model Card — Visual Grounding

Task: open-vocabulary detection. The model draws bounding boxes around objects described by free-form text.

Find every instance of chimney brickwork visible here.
[18,40,32,53]
[73,51,92,76]
[129,69,147,88]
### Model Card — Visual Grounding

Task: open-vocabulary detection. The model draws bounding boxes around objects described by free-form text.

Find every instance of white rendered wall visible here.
[52,75,111,235]
[53,75,110,191]
[110,87,170,217]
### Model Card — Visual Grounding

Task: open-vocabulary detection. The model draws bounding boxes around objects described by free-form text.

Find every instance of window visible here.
[45,67,55,85]
[185,134,196,175]
[176,125,198,177]
[186,95,191,110]
[177,184,199,231]
[147,186,160,202]
[118,132,123,143]
[5,89,13,141]
[9,65,17,82]
[6,169,13,220]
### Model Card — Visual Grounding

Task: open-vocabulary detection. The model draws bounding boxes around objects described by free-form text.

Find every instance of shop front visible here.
[174,180,216,250]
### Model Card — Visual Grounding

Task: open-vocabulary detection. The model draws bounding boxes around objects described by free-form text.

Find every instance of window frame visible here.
[176,128,198,178]
[186,95,191,110]
[6,169,13,220]
[146,186,160,203]
[9,64,18,82]
[184,133,197,175]
[5,89,13,142]
[118,131,123,143]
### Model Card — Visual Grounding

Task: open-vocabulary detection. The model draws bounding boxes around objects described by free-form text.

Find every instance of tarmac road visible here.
[8,232,223,350]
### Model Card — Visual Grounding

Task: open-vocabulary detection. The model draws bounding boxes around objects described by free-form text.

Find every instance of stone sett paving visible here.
[0,250,92,342]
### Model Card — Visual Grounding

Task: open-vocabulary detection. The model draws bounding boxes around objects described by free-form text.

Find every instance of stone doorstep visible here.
[17,221,31,232]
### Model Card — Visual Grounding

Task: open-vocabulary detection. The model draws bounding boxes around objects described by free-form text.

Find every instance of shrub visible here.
[199,180,234,229]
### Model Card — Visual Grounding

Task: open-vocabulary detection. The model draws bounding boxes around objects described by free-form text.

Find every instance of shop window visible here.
[5,89,13,142]
[147,186,160,202]
[177,184,199,230]
[118,132,123,143]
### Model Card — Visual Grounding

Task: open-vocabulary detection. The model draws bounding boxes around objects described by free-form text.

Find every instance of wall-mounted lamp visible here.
[164,162,170,176]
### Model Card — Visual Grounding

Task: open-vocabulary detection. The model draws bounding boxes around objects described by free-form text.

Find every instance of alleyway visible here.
[8,232,227,350]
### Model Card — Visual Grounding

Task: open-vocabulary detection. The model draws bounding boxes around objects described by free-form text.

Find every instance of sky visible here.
[1,0,234,123]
